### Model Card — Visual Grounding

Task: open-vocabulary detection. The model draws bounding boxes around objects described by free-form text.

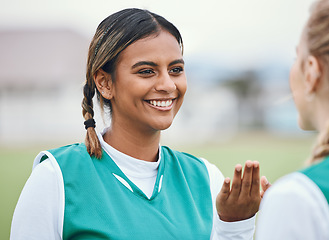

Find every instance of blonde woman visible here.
[256,1,329,239]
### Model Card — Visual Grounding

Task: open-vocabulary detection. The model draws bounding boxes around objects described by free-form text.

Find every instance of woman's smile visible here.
[145,98,175,111]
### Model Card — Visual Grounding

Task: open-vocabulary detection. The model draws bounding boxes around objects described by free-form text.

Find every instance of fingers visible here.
[261,176,270,191]
[217,177,231,201]
[224,161,262,201]
[250,161,260,197]
[260,176,271,198]
[230,164,242,199]
[240,160,253,197]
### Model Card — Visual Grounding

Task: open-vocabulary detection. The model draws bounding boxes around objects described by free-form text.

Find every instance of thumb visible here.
[260,176,271,198]
[217,177,231,202]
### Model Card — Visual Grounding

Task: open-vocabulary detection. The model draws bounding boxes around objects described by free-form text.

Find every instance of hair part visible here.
[81,8,183,158]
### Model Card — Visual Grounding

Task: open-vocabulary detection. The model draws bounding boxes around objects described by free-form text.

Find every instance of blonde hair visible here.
[305,0,329,163]
[308,121,329,164]
[81,9,183,158]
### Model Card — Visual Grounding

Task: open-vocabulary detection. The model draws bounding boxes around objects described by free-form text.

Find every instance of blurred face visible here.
[289,30,314,130]
[110,30,187,134]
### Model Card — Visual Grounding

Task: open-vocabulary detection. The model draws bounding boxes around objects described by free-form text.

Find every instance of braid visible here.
[309,121,329,164]
[82,81,102,159]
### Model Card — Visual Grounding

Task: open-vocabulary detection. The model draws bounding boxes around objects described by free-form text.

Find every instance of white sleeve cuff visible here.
[215,214,255,240]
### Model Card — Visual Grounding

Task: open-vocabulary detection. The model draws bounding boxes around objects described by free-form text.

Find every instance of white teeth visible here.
[149,100,172,107]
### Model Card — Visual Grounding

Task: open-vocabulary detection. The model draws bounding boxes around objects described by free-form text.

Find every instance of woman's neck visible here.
[313,97,329,132]
[102,126,161,162]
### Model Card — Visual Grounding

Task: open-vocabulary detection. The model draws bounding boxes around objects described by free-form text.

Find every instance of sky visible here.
[0,0,315,69]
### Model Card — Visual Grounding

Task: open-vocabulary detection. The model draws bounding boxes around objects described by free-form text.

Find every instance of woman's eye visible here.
[169,67,184,74]
[138,69,154,75]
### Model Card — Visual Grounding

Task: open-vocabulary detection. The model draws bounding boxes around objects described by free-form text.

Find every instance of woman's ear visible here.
[305,55,321,94]
[94,69,113,100]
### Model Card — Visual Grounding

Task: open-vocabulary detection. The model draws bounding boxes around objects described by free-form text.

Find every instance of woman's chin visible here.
[298,117,315,131]
[158,123,173,131]
[152,120,174,131]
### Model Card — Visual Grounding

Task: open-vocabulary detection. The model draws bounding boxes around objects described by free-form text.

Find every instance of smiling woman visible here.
[10,8,268,240]
[97,30,187,153]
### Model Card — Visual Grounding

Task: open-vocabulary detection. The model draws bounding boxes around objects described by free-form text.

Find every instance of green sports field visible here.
[0,132,316,239]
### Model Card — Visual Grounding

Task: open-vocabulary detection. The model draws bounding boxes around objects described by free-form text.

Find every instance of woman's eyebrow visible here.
[131,59,185,69]
[169,59,185,66]
[131,61,158,69]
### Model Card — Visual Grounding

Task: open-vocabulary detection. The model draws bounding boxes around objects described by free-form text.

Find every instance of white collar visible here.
[97,130,161,179]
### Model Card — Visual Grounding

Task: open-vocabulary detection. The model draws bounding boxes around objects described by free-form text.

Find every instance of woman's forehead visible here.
[116,31,182,65]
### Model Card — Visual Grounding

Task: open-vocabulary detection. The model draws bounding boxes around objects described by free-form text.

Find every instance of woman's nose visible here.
[154,72,176,93]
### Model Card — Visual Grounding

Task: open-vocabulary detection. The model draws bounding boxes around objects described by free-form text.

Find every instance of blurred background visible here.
[0,0,317,238]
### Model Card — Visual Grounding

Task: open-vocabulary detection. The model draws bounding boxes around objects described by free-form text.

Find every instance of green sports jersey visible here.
[41,143,213,239]
[300,156,329,204]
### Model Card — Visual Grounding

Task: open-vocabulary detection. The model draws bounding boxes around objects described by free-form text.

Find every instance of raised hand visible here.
[216,160,263,222]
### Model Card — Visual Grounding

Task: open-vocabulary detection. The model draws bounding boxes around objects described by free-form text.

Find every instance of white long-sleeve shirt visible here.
[256,172,329,239]
[11,132,255,240]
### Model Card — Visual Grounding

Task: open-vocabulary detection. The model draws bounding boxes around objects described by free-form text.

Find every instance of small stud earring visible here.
[102,91,104,94]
